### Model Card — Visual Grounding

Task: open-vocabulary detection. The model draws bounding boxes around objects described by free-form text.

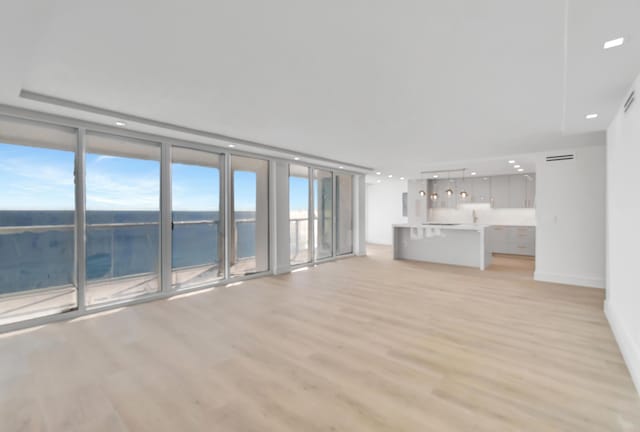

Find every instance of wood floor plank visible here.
[0,245,639,431]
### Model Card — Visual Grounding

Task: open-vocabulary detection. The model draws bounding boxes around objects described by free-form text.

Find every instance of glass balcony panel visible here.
[0,117,78,325]
[230,156,269,277]
[171,147,223,290]
[85,132,161,307]
[289,164,311,265]
[314,169,333,260]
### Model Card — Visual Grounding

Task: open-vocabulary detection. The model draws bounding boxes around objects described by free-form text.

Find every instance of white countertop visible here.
[393,223,489,231]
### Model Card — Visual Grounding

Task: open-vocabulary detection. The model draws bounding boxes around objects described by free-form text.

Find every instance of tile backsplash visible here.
[428,203,536,226]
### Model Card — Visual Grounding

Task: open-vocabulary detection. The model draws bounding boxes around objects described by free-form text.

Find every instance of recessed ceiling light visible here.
[471,172,477,176]
[508,160,515,164]
[228,144,235,148]
[388,174,393,178]
[400,177,405,180]
[433,175,439,178]
[603,37,624,50]
[514,165,521,168]
[115,121,126,127]
[294,157,300,160]
[376,171,381,175]
[585,113,598,119]
[339,166,344,169]
[376,180,381,183]
[517,168,524,172]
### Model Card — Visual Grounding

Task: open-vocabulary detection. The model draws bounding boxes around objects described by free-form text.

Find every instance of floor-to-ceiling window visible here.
[336,174,354,255]
[0,112,359,329]
[230,155,269,277]
[289,164,311,265]
[314,169,333,260]
[0,116,78,325]
[171,147,224,289]
[85,133,161,307]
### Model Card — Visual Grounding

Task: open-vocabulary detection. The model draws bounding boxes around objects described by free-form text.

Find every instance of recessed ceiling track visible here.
[545,154,575,162]
[420,168,466,174]
[624,90,635,113]
[19,89,373,172]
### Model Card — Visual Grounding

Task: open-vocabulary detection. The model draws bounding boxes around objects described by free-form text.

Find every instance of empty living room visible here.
[1,1,639,431]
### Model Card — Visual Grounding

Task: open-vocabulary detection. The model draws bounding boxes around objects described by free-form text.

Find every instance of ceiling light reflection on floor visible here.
[70,307,126,322]
[168,288,215,301]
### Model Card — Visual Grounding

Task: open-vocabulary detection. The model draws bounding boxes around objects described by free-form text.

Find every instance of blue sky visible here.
[289,175,309,213]
[1,142,308,212]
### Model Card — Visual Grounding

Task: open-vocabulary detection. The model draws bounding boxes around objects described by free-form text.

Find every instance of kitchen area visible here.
[393,164,536,270]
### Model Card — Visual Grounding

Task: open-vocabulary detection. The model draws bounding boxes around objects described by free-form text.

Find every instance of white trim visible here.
[15,93,373,173]
[605,300,640,395]
[534,271,605,288]
[0,104,366,175]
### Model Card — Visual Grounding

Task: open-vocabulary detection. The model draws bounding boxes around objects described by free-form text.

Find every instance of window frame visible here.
[0,109,358,333]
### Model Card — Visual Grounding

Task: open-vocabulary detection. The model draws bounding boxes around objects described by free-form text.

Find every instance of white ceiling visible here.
[1,0,639,178]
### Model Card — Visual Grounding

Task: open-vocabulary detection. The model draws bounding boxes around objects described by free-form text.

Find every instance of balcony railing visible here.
[0,217,262,292]
[290,217,310,263]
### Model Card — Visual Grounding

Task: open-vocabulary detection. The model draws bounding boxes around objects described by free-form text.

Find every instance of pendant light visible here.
[430,177,439,201]
[419,178,427,197]
[445,171,454,197]
[459,169,468,199]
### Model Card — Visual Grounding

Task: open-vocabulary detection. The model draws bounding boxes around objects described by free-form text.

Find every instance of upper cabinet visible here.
[490,175,510,208]
[471,177,491,203]
[493,174,535,209]
[508,175,526,208]
[427,173,535,209]
[524,174,536,208]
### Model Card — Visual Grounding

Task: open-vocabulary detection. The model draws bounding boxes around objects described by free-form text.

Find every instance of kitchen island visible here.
[393,224,492,270]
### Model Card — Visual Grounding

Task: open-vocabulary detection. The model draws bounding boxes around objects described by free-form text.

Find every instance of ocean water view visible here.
[0,210,257,295]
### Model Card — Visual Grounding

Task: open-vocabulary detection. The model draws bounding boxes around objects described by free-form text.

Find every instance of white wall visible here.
[606,74,640,394]
[534,143,606,289]
[366,180,407,245]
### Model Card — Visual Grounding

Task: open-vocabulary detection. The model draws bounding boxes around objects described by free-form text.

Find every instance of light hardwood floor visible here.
[1,245,639,431]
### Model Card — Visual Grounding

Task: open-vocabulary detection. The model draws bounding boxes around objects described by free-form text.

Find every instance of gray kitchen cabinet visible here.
[490,175,510,208]
[524,174,536,208]
[433,180,445,208]
[472,177,491,203]
[508,174,527,208]
[490,226,535,256]
[429,173,535,209]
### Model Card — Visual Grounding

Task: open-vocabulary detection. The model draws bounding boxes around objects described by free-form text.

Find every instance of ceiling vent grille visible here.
[546,154,575,162]
[624,90,635,113]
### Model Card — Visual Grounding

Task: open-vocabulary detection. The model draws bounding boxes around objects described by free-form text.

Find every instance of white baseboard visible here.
[605,301,640,395]
[534,271,605,289]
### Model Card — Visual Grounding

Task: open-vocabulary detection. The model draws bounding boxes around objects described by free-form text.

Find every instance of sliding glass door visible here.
[85,133,161,307]
[171,147,224,289]
[230,155,269,277]
[314,169,333,260]
[290,166,354,265]
[289,164,311,265]
[0,112,358,329]
[336,174,354,255]
[0,117,78,325]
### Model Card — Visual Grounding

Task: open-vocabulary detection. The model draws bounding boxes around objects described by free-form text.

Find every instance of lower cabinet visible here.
[489,226,535,256]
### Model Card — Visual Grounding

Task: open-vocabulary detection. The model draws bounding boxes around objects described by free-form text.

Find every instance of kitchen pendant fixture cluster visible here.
[419,168,469,201]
